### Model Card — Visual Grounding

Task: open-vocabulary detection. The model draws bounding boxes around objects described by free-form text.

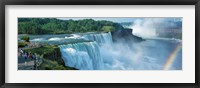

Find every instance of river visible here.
[18,32,182,70]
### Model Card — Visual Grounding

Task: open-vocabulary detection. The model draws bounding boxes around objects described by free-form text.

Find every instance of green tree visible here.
[18,18,124,34]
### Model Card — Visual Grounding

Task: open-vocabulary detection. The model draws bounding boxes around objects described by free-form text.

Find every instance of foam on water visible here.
[59,42,104,70]
[48,37,64,41]
[30,38,46,41]
[83,32,113,45]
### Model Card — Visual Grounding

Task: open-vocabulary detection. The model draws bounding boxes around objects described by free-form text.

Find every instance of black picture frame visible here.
[0,0,199,88]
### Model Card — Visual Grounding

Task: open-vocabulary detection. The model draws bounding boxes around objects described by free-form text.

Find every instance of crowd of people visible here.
[18,49,38,69]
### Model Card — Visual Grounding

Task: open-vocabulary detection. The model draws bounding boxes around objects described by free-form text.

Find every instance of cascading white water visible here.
[58,32,113,70]
[27,31,182,70]
[83,32,113,45]
[59,41,104,70]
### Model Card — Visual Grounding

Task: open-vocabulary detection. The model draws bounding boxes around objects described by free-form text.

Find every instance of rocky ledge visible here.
[111,28,144,43]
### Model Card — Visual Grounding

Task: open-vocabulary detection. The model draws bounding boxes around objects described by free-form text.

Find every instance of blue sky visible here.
[57,17,182,23]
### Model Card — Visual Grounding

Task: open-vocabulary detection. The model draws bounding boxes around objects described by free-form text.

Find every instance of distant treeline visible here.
[18,18,124,34]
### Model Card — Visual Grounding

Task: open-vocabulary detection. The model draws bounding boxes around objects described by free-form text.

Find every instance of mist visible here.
[128,18,182,39]
[57,32,182,70]
[99,40,181,70]
[28,31,182,70]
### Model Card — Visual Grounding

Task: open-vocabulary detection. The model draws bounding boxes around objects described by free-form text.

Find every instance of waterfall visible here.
[83,32,113,45]
[59,41,104,70]
[58,32,113,70]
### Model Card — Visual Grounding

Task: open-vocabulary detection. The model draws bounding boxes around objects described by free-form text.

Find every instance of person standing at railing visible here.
[33,53,37,70]
[24,52,28,65]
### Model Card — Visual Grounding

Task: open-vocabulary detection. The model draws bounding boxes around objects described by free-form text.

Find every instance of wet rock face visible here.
[111,28,144,43]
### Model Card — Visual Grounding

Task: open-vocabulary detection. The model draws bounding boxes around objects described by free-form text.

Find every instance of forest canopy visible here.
[18,18,124,34]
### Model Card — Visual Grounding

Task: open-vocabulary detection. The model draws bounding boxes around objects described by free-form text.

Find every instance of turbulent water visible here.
[21,32,182,70]
[59,42,104,70]
[83,32,113,45]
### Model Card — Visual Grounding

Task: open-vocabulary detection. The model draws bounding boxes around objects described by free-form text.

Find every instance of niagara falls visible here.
[18,17,182,70]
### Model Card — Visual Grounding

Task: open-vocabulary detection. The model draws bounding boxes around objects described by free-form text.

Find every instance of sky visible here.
[57,17,182,23]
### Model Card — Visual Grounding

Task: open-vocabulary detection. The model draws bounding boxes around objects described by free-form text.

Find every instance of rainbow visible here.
[163,44,182,70]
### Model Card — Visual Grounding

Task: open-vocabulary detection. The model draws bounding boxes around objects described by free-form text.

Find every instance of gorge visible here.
[18,18,182,70]
[19,29,182,70]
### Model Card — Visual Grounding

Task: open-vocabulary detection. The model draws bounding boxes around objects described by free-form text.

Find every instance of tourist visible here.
[20,49,24,54]
[32,54,35,60]
[28,53,33,60]
[24,52,28,65]
[33,53,37,70]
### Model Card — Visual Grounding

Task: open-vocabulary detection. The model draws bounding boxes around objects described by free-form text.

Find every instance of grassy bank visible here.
[24,45,77,70]
[18,42,29,48]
